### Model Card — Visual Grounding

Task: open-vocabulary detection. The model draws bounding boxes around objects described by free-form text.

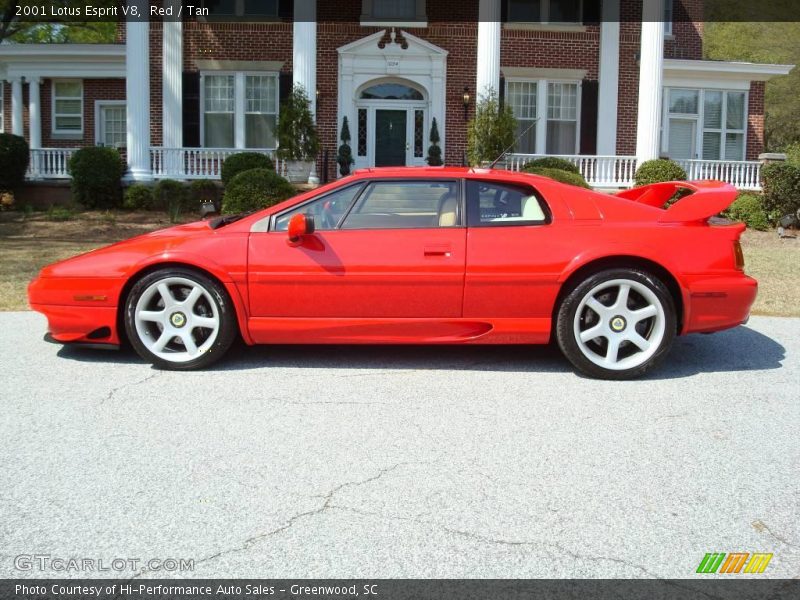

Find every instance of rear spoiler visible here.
[616,180,738,223]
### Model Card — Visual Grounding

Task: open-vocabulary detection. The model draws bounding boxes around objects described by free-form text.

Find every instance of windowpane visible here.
[549,0,581,22]
[246,75,276,113]
[668,119,696,159]
[725,133,745,160]
[204,75,234,112]
[357,109,367,157]
[54,81,81,98]
[275,184,364,232]
[703,91,722,129]
[546,120,577,154]
[55,116,81,131]
[205,113,234,147]
[102,105,126,147]
[55,99,82,115]
[372,0,415,18]
[246,114,277,148]
[342,181,459,229]
[702,131,721,160]
[726,92,745,130]
[507,81,537,153]
[414,110,424,158]
[669,89,699,114]
[244,0,278,16]
[467,180,546,226]
[508,0,541,21]
[360,83,423,100]
[547,82,577,120]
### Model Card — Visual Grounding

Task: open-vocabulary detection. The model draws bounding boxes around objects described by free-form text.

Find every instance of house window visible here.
[506,78,580,155]
[664,0,673,36]
[507,0,582,23]
[202,72,279,149]
[201,0,278,17]
[361,0,425,23]
[96,102,126,147]
[663,88,747,161]
[52,80,83,134]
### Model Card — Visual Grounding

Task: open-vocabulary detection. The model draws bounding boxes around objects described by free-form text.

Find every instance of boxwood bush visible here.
[0,134,30,192]
[190,179,222,211]
[633,159,687,187]
[523,157,580,175]
[522,165,591,188]
[724,193,770,231]
[123,184,154,210]
[69,147,125,209]
[220,152,275,186]
[761,162,800,222]
[222,168,296,214]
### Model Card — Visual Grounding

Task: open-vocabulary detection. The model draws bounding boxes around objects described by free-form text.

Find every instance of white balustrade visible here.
[504,154,638,188]
[27,148,76,179]
[675,159,762,191]
[150,148,281,180]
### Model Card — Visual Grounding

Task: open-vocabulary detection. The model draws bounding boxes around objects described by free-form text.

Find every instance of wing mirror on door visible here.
[287,213,315,246]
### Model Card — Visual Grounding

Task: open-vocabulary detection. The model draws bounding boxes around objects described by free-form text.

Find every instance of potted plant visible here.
[466,90,516,167]
[426,117,443,166]
[276,85,320,183]
[337,116,355,177]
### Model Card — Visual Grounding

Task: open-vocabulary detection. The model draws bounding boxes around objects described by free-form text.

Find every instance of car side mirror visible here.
[287,213,315,246]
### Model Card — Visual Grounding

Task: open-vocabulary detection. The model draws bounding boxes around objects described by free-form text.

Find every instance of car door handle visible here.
[424,245,452,257]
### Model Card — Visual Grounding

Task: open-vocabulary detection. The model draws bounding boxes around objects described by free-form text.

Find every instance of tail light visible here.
[733,240,745,271]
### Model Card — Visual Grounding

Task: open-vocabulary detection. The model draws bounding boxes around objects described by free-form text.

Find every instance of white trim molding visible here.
[94,100,127,147]
[0,44,125,80]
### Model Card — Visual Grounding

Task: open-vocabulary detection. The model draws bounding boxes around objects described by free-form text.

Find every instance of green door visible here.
[375,110,407,167]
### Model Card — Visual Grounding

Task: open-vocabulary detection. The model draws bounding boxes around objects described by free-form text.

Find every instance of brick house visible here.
[0,0,793,189]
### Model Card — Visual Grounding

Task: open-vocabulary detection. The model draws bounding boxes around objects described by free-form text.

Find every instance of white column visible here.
[162,3,183,176]
[597,0,620,155]
[635,0,665,164]
[476,0,501,99]
[11,77,23,136]
[126,6,151,180]
[293,0,318,184]
[28,77,42,179]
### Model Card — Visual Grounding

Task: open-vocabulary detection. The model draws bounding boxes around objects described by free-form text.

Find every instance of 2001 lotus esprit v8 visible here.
[28,167,756,379]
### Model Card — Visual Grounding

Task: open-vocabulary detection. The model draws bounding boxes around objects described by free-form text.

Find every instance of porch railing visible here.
[150,147,281,179]
[27,148,76,179]
[504,154,638,188]
[674,158,762,191]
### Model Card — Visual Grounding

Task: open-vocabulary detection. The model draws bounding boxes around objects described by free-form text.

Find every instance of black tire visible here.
[124,267,237,370]
[556,268,677,380]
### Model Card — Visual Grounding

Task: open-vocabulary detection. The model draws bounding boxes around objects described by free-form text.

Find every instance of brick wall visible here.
[747,81,765,160]
[664,0,703,60]
[40,79,126,147]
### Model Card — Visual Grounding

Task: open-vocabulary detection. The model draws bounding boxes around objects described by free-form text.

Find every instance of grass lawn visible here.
[1,211,797,317]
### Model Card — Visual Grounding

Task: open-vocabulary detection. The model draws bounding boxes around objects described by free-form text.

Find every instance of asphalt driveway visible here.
[1,312,798,579]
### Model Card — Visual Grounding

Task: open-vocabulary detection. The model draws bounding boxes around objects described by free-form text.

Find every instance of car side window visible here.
[340,180,460,230]
[466,180,548,226]
[274,184,364,232]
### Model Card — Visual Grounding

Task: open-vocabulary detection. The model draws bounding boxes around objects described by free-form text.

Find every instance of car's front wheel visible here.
[124,268,237,370]
[556,268,676,379]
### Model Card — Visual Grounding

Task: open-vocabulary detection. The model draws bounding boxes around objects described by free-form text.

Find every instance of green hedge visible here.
[761,162,800,223]
[154,179,194,222]
[222,168,296,214]
[522,165,591,188]
[123,184,154,210]
[522,157,580,175]
[0,134,30,192]
[220,152,274,186]
[633,159,687,187]
[69,147,125,209]
[724,193,770,231]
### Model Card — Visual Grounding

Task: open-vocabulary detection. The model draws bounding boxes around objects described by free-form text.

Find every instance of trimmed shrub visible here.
[123,184,154,210]
[277,85,320,161]
[724,193,770,231]
[523,166,591,188]
[190,179,222,210]
[523,156,580,174]
[633,159,687,187]
[221,152,275,186]
[154,179,191,222]
[68,146,125,209]
[467,90,516,166]
[337,116,355,177]
[222,168,296,215]
[0,134,30,192]
[761,162,800,222]
[426,117,443,167]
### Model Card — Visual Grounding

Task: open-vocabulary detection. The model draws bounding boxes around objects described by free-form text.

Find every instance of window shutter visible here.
[579,79,598,155]
[582,0,601,25]
[182,72,200,148]
[499,76,506,107]
[279,71,293,103]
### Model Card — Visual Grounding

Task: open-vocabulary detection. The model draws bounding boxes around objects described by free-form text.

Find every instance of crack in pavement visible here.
[100,371,161,406]
[752,520,800,550]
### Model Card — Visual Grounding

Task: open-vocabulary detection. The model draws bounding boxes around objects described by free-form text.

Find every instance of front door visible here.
[374,110,407,167]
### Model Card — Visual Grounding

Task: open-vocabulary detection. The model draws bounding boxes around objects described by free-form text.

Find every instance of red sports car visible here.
[28,167,756,379]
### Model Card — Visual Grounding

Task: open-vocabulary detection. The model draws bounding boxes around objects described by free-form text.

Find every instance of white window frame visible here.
[361,0,427,27]
[200,71,279,149]
[506,0,584,24]
[661,87,749,161]
[94,100,127,148]
[52,79,83,136]
[505,77,582,155]
[664,0,673,36]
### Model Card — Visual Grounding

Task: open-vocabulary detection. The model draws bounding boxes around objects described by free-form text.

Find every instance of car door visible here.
[247,178,466,322]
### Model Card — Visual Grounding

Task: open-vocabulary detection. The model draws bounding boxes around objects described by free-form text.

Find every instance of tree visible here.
[0,1,116,44]
[466,90,517,166]
[426,117,443,166]
[337,116,355,176]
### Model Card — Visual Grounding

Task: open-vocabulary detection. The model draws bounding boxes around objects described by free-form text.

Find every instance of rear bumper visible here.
[682,274,757,334]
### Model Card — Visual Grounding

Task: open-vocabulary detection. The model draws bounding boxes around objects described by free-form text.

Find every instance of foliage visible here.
[724,193,770,231]
[633,159,687,187]
[337,116,355,177]
[123,184,154,210]
[68,146,125,209]
[761,162,800,222]
[154,179,191,223]
[190,179,222,210]
[276,86,320,161]
[523,156,580,174]
[523,166,591,189]
[426,117,443,167]
[466,90,517,166]
[704,19,800,150]
[1,2,116,43]
[220,152,274,186]
[221,168,296,215]
[0,133,30,192]
[784,142,800,166]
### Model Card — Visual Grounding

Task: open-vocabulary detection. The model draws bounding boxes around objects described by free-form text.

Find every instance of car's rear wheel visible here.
[124,268,237,370]
[556,268,676,380]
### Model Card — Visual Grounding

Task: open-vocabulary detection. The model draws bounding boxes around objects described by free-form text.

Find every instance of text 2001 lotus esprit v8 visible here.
[28,167,756,379]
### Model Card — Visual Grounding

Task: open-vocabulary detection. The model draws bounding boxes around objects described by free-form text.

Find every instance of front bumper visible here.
[683,274,758,334]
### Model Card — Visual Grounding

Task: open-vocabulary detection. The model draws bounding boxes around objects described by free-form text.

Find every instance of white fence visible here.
[27,148,76,179]
[151,147,281,179]
[505,154,638,188]
[674,158,762,191]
